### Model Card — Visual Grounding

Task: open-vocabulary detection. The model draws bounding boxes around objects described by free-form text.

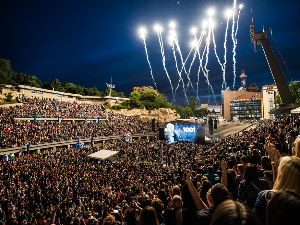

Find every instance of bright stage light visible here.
[153,23,163,32]
[224,8,233,18]
[206,37,210,43]
[207,7,216,17]
[201,29,207,35]
[138,26,147,39]
[190,26,197,35]
[190,39,198,48]
[169,21,176,28]
[239,4,244,9]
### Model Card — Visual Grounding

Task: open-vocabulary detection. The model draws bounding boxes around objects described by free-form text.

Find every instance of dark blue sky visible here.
[0,0,299,104]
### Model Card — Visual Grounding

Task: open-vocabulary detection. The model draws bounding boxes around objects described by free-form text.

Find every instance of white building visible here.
[262,85,278,119]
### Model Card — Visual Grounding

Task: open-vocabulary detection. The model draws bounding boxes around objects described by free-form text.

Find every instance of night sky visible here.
[0,0,299,104]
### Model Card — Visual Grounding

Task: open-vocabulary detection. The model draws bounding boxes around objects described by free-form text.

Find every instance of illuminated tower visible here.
[238,69,247,91]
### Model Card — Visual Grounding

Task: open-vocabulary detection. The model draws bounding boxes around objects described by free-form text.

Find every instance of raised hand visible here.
[265,143,281,165]
[221,160,228,172]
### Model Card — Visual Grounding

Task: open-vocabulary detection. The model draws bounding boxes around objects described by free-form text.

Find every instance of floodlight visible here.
[239,4,244,9]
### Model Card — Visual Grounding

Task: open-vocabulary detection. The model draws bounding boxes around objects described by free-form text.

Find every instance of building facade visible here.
[230,93,263,120]
[222,83,262,121]
[262,85,278,119]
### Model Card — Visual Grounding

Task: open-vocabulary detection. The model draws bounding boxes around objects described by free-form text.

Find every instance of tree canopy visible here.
[289,81,300,104]
[0,58,124,97]
[0,59,13,84]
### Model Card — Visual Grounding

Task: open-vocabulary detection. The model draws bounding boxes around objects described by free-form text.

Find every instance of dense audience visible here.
[6,98,107,119]
[0,97,300,225]
[0,98,152,147]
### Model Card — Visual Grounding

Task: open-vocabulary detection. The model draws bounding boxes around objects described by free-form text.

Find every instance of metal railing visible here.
[0,133,158,156]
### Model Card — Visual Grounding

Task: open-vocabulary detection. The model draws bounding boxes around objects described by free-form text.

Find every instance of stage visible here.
[88,150,119,160]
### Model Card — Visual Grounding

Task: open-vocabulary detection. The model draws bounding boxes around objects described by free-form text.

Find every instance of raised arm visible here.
[265,143,281,183]
[221,160,228,188]
[185,171,207,211]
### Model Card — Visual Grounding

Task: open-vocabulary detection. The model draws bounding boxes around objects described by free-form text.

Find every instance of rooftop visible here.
[247,82,260,92]
[234,93,263,101]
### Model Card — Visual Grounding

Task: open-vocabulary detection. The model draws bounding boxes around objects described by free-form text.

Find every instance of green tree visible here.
[4,92,14,102]
[12,72,28,85]
[275,93,282,105]
[42,82,53,90]
[27,75,42,87]
[112,90,125,98]
[289,81,300,104]
[153,94,173,109]
[140,86,159,102]
[103,89,125,98]
[175,106,194,119]
[195,108,208,118]
[129,91,142,108]
[52,79,64,92]
[12,73,41,87]
[84,87,102,96]
[0,59,13,84]
[63,82,84,94]
[188,96,197,114]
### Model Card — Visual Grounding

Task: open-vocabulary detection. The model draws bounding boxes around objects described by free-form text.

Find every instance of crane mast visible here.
[250,24,294,105]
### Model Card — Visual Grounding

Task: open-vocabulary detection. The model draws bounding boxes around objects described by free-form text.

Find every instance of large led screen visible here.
[164,121,204,144]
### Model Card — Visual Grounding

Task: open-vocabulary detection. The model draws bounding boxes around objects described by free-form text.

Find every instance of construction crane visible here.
[250,24,294,106]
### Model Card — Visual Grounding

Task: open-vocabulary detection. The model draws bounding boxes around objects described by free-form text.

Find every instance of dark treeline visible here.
[0,59,125,97]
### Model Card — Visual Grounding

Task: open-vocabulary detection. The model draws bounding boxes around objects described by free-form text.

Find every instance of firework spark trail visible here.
[174,38,188,76]
[203,28,217,105]
[232,0,237,90]
[171,41,188,103]
[232,8,241,90]
[222,18,230,90]
[174,47,194,100]
[157,32,174,94]
[170,27,188,103]
[185,38,200,94]
[232,8,241,87]
[212,29,225,75]
[194,33,205,102]
[198,44,212,103]
[195,42,206,103]
[142,38,158,90]
[234,8,241,38]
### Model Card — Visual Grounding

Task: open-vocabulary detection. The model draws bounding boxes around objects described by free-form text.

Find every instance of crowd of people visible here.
[7,98,107,119]
[0,98,152,147]
[0,97,300,225]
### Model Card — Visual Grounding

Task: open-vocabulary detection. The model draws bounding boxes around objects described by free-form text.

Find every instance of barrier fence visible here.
[0,133,158,156]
